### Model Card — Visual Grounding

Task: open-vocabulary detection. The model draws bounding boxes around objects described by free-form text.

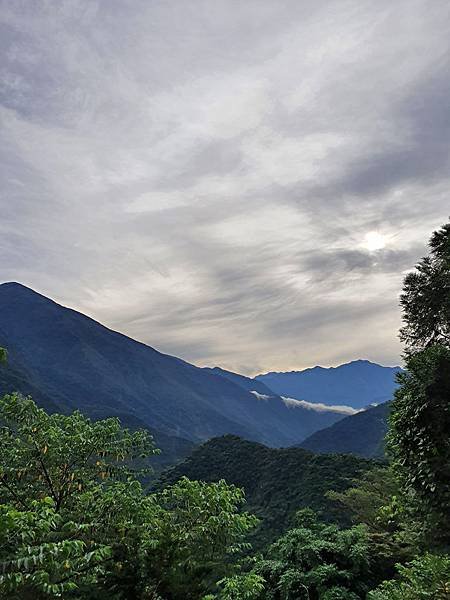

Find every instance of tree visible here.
[135,477,259,599]
[399,221,450,353]
[0,498,112,600]
[253,509,370,599]
[0,394,155,598]
[0,347,6,364]
[328,467,420,584]
[0,395,258,599]
[327,467,399,532]
[206,573,265,600]
[368,553,450,600]
[388,345,450,543]
[0,392,155,511]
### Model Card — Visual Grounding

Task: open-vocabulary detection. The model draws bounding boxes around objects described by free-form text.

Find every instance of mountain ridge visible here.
[158,435,376,546]
[256,360,402,409]
[299,401,391,458]
[0,282,345,450]
[258,358,402,377]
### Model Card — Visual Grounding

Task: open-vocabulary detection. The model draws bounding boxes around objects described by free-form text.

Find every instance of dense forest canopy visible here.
[0,220,449,598]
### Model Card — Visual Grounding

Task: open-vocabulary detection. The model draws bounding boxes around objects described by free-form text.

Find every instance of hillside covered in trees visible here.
[299,402,391,458]
[158,435,375,546]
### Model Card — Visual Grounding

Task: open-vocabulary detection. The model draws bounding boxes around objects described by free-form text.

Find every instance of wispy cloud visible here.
[282,397,360,415]
[1,0,449,374]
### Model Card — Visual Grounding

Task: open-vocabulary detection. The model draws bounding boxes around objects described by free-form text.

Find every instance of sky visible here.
[1,0,449,375]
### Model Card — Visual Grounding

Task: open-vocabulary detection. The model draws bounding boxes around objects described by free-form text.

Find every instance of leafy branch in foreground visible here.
[0,392,156,511]
[0,395,258,599]
[0,498,112,600]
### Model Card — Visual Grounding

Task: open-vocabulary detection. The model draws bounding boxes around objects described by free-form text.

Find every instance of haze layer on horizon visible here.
[1,0,449,375]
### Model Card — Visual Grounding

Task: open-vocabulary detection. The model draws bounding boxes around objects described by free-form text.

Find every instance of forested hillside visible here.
[158,435,375,545]
[299,401,391,458]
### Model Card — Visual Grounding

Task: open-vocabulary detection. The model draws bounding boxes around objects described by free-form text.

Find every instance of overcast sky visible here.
[1,1,449,375]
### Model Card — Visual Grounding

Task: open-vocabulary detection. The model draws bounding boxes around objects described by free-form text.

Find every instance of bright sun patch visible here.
[364,231,386,252]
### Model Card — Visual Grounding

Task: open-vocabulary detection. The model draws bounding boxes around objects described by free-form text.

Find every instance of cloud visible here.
[0,0,449,374]
[281,397,360,415]
[250,391,271,402]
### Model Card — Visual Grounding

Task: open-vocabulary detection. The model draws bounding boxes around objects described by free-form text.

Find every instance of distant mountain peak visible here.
[0,281,28,290]
[256,360,402,410]
[258,358,400,378]
[0,281,54,302]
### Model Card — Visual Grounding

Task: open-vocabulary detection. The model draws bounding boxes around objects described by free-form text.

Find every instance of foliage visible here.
[328,466,422,584]
[368,219,450,596]
[0,392,155,511]
[0,395,258,599]
[0,498,111,599]
[368,553,450,599]
[388,345,450,541]
[205,573,266,600]
[327,467,399,532]
[253,509,370,599]
[0,347,6,364]
[159,435,375,547]
[400,221,450,353]
[137,477,259,599]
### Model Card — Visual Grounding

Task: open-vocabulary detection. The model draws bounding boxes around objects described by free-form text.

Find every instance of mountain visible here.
[299,402,391,458]
[0,282,344,452]
[204,365,346,434]
[204,366,277,396]
[256,360,402,409]
[158,435,376,546]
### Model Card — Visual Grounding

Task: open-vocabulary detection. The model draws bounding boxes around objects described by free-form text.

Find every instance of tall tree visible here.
[399,221,450,353]
[388,345,450,543]
[391,219,450,544]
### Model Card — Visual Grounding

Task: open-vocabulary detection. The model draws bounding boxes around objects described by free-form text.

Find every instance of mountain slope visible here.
[204,366,277,396]
[299,402,391,458]
[257,360,402,409]
[204,365,346,435]
[0,282,343,448]
[158,435,375,546]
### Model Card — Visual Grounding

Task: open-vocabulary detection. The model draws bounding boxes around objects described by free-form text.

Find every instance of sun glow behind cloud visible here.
[364,232,387,252]
[0,0,449,374]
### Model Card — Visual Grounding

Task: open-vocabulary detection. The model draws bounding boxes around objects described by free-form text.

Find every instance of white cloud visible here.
[282,397,361,415]
[250,391,271,401]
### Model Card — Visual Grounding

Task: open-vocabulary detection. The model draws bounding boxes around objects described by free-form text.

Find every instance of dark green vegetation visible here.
[389,344,450,547]
[0,282,345,452]
[0,393,258,599]
[254,510,371,599]
[400,221,450,353]
[0,220,449,599]
[159,435,375,547]
[257,360,401,410]
[299,402,391,458]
